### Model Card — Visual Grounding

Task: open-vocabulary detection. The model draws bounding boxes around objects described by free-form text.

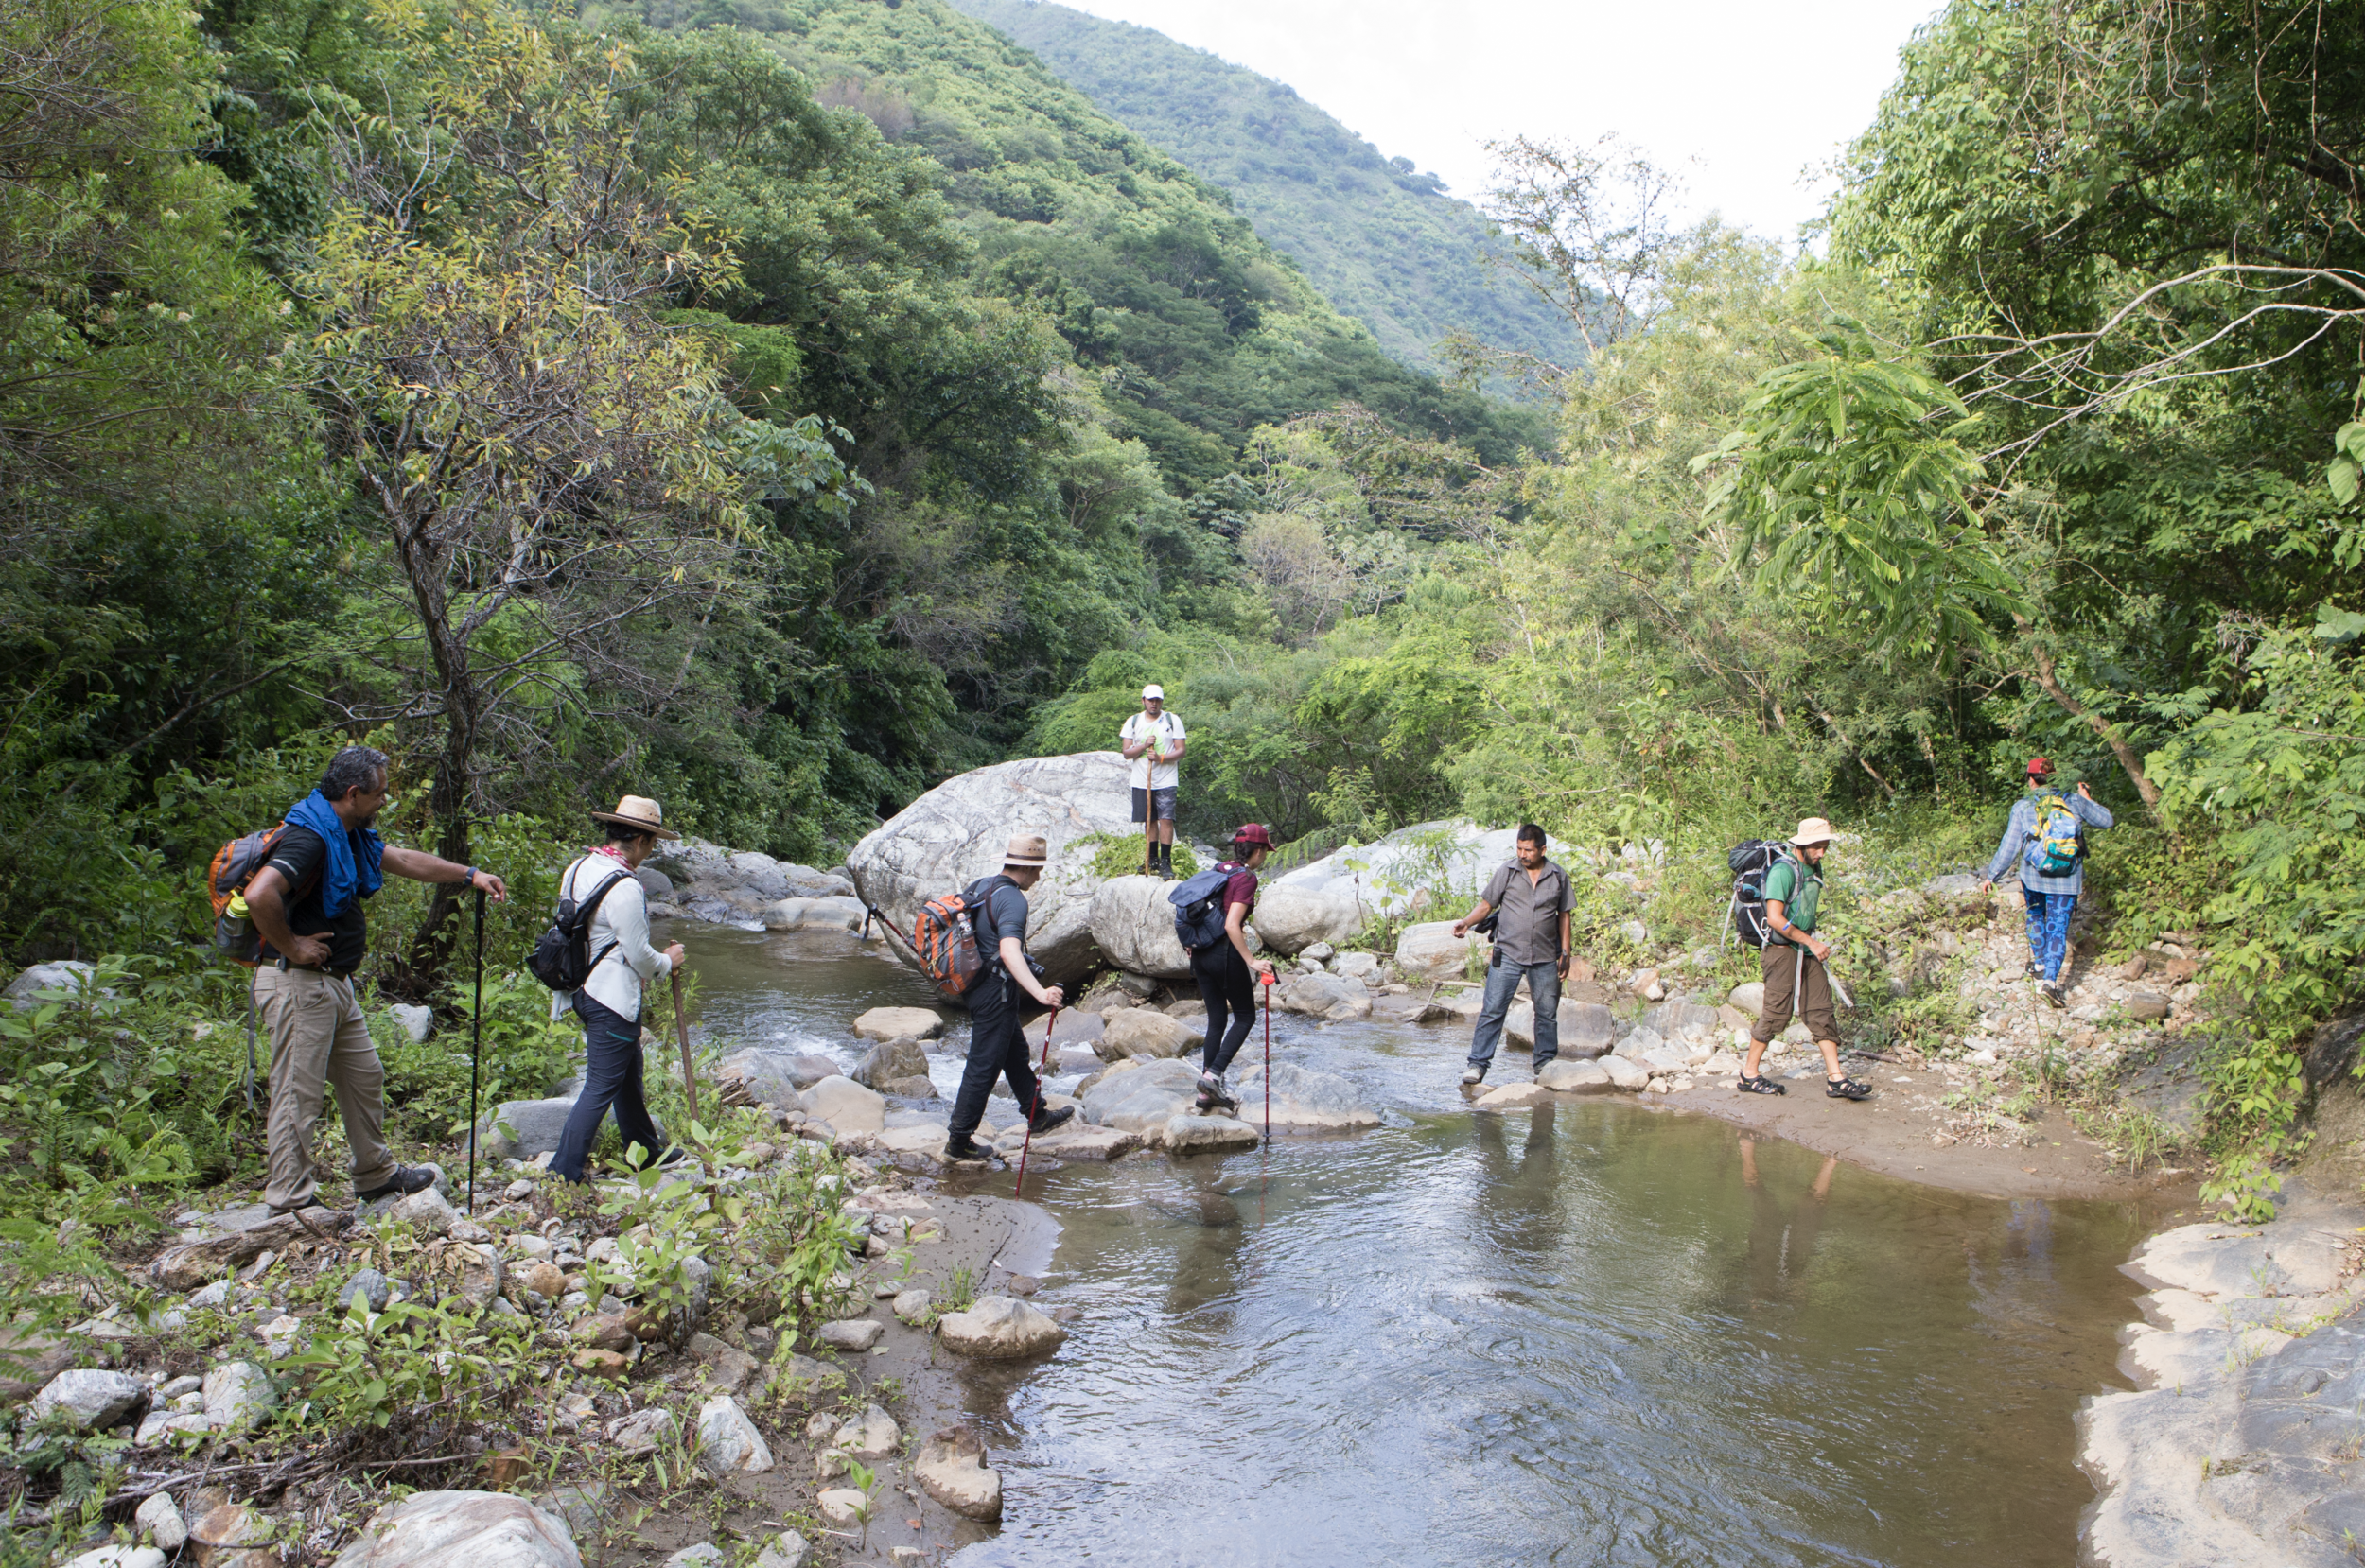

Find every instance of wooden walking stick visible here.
[1012,1006,1060,1197]
[671,967,698,1126]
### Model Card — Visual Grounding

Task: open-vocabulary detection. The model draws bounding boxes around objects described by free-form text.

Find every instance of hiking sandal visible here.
[1825,1076,1872,1101]
[1737,1073,1786,1095]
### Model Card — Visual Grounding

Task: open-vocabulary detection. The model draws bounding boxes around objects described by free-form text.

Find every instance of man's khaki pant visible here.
[255,966,395,1210]
[1751,941,1840,1045]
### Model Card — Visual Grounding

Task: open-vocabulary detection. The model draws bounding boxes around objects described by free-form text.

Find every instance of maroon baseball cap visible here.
[1234,823,1274,848]
[2026,757,2054,776]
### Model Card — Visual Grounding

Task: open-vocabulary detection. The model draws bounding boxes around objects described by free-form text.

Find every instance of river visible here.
[673,921,2160,1567]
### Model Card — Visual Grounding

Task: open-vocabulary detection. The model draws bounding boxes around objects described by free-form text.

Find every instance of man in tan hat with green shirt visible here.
[945,833,1075,1162]
[1739,817,1871,1101]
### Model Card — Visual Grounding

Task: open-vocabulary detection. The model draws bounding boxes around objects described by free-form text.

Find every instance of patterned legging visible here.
[2023,887,2077,982]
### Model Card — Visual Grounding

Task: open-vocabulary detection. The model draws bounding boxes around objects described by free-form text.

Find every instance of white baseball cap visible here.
[1142,685,1165,700]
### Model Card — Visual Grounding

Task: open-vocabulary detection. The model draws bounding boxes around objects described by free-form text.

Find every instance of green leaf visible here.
[2331,455,2361,507]
[2313,603,2365,643]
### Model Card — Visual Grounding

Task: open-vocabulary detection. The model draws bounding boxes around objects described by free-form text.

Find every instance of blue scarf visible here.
[285,789,384,917]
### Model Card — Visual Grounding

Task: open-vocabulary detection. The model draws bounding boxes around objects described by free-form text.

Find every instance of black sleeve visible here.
[263,826,324,892]
[988,883,1030,949]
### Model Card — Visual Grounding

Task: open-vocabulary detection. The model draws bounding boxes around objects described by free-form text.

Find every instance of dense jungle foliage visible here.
[942,0,1584,377]
[2,0,2363,1266]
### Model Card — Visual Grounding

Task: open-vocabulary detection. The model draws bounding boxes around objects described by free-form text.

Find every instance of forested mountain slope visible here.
[945,0,1583,375]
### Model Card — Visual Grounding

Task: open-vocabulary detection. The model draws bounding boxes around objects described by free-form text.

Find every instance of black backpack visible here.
[1169,864,1238,952]
[1723,840,1795,949]
[526,861,633,991]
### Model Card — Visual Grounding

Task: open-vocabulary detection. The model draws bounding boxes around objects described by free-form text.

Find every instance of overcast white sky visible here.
[1047,0,1948,242]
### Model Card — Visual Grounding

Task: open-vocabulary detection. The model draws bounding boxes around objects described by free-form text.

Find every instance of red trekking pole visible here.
[1011,1006,1060,1197]
[1259,969,1275,1144]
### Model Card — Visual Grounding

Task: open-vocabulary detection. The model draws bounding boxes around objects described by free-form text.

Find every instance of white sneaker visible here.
[1460,1063,1486,1086]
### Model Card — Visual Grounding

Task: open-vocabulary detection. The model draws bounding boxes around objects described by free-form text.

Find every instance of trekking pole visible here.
[1011,1006,1059,1197]
[241,972,258,1117]
[672,967,698,1127]
[1259,969,1275,1145]
[467,885,485,1213]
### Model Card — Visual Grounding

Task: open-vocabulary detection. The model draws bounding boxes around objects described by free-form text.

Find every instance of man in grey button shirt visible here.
[1451,825,1574,1086]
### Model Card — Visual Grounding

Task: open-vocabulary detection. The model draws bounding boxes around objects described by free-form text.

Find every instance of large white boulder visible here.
[1395,921,1481,981]
[1271,820,1540,918]
[847,753,1134,989]
[330,1491,580,1568]
[1088,877,1195,979]
[1248,885,1362,955]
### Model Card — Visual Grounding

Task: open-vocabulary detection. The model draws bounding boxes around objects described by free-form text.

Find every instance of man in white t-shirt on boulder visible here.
[1119,684,1187,880]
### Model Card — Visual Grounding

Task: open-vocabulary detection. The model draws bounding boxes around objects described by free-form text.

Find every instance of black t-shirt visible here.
[260,825,371,972]
[972,877,1032,972]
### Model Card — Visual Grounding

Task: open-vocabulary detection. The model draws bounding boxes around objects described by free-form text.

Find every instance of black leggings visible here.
[1193,943,1257,1076]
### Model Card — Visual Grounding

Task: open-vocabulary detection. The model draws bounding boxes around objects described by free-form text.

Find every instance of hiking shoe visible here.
[1460,1063,1487,1086]
[1196,1072,1238,1112]
[1737,1073,1786,1096]
[355,1165,438,1204]
[268,1195,333,1217]
[1825,1076,1872,1101]
[1029,1104,1077,1136]
[2040,982,2066,1008]
[2023,961,2043,979]
[943,1135,992,1163]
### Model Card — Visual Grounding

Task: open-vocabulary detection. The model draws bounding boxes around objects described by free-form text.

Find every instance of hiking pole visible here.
[1259,969,1275,1145]
[241,972,258,1116]
[1012,1006,1059,1197]
[467,885,485,1214]
[672,967,698,1128]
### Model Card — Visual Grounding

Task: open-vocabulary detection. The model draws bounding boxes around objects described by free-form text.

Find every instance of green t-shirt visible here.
[1761,857,1822,943]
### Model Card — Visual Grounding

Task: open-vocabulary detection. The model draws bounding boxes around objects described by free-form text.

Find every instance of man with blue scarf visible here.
[245,745,510,1214]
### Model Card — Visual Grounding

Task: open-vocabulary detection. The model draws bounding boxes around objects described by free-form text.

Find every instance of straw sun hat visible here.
[588,794,681,841]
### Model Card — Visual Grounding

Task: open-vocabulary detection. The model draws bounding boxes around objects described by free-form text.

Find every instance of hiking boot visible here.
[1460,1062,1487,1087]
[2040,981,2066,1008]
[943,1135,992,1163]
[1028,1104,1077,1136]
[1196,1072,1238,1112]
[355,1165,438,1204]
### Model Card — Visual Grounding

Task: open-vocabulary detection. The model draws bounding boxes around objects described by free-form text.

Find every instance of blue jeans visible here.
[1468,957,1561,1069]
[552,993,667,1182]
[2023,886,2077,982]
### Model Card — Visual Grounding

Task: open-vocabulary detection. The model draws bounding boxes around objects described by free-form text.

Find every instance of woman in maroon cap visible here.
[1194,824,1279,1111]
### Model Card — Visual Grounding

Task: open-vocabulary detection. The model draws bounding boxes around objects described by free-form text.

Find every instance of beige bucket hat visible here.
[1791,816,1835,847]
[1004,833,1049,867]
[589,794,681,841]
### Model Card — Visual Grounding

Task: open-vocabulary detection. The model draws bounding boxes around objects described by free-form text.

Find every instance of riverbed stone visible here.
[1537,1059,1614,1094]
[1164,1113,1261,1153]
[892,1289,932,1325]
[712,1049,840,1112]
[694,1395,773,1475]
[1474,1082,1552,1110]
[1601,1055,1649,1091]
[330,1491,579,1568]
[1394,921,1479,981]
[137,1493,188,1550]
[1097,1007,1201,1061]
[1249,886,1362,955]
[386,1003,433,1043]
[853,1006,942,1042]
[1031,1123,1142,1160]
[1087,876,1196,978]
[816,1318,884,1352]
[833,1403,900,1459]
[803,1076,885,1135]
[1025,1008,1104,1052]
[914,1425,1002,1523]
[850,1037,930,1090]
[937,1296,1065,1359]
[815,1490,867,1528]
[1079,1056,1201,1133]
[605,1407,675,1455]
[1230,1061,1381,1132]
[30,1368,149,1431]
[750,1533,808,1568]
[202,1360,275,1432]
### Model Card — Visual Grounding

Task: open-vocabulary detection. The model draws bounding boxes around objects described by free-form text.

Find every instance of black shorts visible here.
[1131,786,1178,823]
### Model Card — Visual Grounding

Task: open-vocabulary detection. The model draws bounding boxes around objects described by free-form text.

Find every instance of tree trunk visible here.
[2019,628,2163,815]
[383,494,482,993]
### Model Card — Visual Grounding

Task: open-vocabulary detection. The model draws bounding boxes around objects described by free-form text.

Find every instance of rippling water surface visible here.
[674,923,2158,1567]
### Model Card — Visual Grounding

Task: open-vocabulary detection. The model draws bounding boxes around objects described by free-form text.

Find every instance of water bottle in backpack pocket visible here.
[2022,793,2085,879]
[914,875,1016,1000]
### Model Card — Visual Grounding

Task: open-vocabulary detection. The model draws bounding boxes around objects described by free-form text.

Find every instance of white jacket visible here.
[558,854,671,1020]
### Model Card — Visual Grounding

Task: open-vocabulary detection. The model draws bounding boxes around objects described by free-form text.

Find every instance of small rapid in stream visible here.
[673,920,2160,1567]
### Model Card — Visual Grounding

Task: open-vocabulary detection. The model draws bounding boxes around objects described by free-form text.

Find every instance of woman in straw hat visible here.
[552,795,692,1181]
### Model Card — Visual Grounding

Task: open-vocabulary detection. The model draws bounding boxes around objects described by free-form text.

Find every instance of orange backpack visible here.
[912,875,1011,1001]
[206,823,317,966]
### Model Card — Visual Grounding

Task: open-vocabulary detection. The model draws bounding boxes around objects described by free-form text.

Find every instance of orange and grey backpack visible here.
[913,875,1013,1001]
[205,821,322,1114]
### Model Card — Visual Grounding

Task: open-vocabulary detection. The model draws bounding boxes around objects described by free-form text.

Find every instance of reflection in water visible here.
[669,922,2160,1568]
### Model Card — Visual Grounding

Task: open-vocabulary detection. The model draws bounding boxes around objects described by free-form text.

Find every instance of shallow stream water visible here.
[672,921,2159,1567]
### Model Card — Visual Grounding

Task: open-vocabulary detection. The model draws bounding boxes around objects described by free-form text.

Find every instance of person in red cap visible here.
[1189,824,1278,1111]
[1980,757,2113,1006]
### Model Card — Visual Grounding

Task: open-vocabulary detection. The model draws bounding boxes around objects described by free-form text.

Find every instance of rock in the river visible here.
[1025,1008,1104,1052]
[803,1076,885,1135]
[713,1049,839,1111]
[1079,1056,1201,1134]
[31,1368,149,1431]
[846,753,1133,987]
[850,1037,930,1090]
[1602,1055,1649,1091]
[1505,997,1617,1057]
[694,1395,774,1475]
[386,1003,433,1043]
[914,1426,1003,1523]
[937,1296,1066,1359]
[1538,1059,1614,1094]
[1474,1082,1552,1110]
[1230,1062,1380,1132]
[1394,921,1480,981]
[1274,971,1362,1018]
[816,1318,883,1352]
[1087,876,1196,979]
[1164,1114,1261,1153]
[1248,885,1362,956]
[853,1006,943,1042]
[1030,1123,1142,1160]
[760,896,866,932]
[202,1360,275,1432]
[1097,1006,1201,1061]
[329,1491,580,1568]
[136,1493,188,1550]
